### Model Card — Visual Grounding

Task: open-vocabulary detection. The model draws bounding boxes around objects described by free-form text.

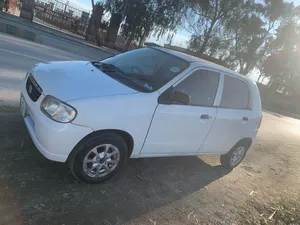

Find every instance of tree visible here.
[263,50,300,99]
[121,0,193,47]
[91,0,95,11]
[226,12,273,74]
[263,19,300,98]
[121,0,153,48]
[103,0,208,47]
[257,11,299,83]
[104,0,127,43]
[185,0,294,76]
[86,1,104,41]
[185,0,242,57]
[217,0,292,75]
[240,0,293,75]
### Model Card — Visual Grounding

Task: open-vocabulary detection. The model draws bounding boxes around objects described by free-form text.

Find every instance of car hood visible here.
[31,61,138,102]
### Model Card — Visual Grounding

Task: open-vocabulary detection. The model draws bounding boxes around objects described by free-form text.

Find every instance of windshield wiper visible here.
[92,61,154,90]
[92,62,126,76]
[127,75,153,83]
[93,62,153,82]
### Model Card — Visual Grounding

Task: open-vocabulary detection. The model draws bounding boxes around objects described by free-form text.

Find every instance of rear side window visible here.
[220,75,250,109]
[175,70,220,107]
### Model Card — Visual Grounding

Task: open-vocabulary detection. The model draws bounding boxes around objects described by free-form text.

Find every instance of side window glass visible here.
[175,70,220,107]
[220,75,250,109]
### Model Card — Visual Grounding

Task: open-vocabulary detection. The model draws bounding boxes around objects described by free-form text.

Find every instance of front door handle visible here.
[200,114,210,119]
[242,117,249,121]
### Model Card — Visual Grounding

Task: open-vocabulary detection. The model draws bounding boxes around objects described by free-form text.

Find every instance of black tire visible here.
[68,132,128,184]
[220,141,250,169]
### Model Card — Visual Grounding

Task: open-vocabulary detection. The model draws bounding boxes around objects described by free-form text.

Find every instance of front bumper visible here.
[21,85,93,163]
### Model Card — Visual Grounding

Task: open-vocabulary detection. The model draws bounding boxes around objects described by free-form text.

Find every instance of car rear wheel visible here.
[68,133,128,184]
[220,142,249,169]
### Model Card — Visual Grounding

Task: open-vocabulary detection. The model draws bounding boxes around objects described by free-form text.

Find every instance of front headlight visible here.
[41,95,77,123]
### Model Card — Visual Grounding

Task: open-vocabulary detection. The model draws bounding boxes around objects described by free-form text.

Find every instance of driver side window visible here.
[175,69,220,107]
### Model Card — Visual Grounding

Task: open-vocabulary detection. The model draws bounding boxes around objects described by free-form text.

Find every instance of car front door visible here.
[141,69,221,155]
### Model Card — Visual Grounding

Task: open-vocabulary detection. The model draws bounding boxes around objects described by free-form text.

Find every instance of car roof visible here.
[152,47,254,84]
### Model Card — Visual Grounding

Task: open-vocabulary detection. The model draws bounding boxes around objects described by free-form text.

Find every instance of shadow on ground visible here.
[0,113,230,225]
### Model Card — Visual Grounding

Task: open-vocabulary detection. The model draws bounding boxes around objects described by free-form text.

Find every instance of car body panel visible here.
[20,84,93,162]
[140,104,217,155]
[198,73,261,154]
[68,92,159,157]
[31,61,138,102]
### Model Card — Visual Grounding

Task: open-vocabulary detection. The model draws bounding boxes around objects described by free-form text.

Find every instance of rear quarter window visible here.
[220,75,250,109]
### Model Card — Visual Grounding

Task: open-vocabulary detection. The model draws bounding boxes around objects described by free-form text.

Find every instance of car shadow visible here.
[0,113,230,225]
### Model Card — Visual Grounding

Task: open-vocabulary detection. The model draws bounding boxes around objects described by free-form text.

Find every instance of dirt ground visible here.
[0,110,300,225]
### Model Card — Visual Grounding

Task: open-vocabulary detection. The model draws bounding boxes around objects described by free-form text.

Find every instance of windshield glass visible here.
[100,48,189,92]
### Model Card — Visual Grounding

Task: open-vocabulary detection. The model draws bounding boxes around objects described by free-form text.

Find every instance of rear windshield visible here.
[100,48,189,92]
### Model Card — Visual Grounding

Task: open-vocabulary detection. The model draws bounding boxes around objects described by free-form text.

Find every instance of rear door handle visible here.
[242,117,248,121]
[200,114,210,119]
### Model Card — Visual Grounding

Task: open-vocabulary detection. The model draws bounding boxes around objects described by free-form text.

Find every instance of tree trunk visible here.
[197,0,219,56]
[94,5,104,42]
[91,0,95,11]
[107,13,122,44]
[126,37,133,50]
[19,0,34,21]
[198,20,216,56]
[138,34,146,47]
[241,64,253,76]
[264,78,279,101]
[239,63,245,75]
[85,5,104,42]
[138,29,150,47]
[257,73,263,83]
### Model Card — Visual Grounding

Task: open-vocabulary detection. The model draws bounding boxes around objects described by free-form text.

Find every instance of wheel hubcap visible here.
[230,146,246,167]
[83,144,120,178]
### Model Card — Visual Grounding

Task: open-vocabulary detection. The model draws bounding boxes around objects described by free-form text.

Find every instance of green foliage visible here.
[103,0,209,47]
[121,0,190,46]
[121,0,155,47]
[263,19,300,97]
[186,0,242,56]
[185,0,297,75]
[104,0,125,15]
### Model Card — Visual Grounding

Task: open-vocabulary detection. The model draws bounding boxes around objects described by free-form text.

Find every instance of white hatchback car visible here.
[20,47,262,183]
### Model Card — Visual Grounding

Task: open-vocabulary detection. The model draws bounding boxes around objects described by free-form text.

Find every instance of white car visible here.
[20,47,262,183]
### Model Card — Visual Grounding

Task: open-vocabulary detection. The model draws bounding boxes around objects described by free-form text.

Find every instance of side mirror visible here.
[170,90,190,105]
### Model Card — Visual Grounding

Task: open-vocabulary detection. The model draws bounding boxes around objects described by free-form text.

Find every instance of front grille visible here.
[26,74,42,102]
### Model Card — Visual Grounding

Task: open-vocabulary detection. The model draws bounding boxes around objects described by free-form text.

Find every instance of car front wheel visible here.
[68,133,128,184]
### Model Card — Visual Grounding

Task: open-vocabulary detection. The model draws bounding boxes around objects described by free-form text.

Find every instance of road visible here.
[0,32,112,108]
[0,33,300,224]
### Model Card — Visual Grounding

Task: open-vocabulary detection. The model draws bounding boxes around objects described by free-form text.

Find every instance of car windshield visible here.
[99,48,189,92]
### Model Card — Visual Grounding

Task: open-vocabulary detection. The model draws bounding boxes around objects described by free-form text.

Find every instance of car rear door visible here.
[199,74,254,154]
[140,69,221,155]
